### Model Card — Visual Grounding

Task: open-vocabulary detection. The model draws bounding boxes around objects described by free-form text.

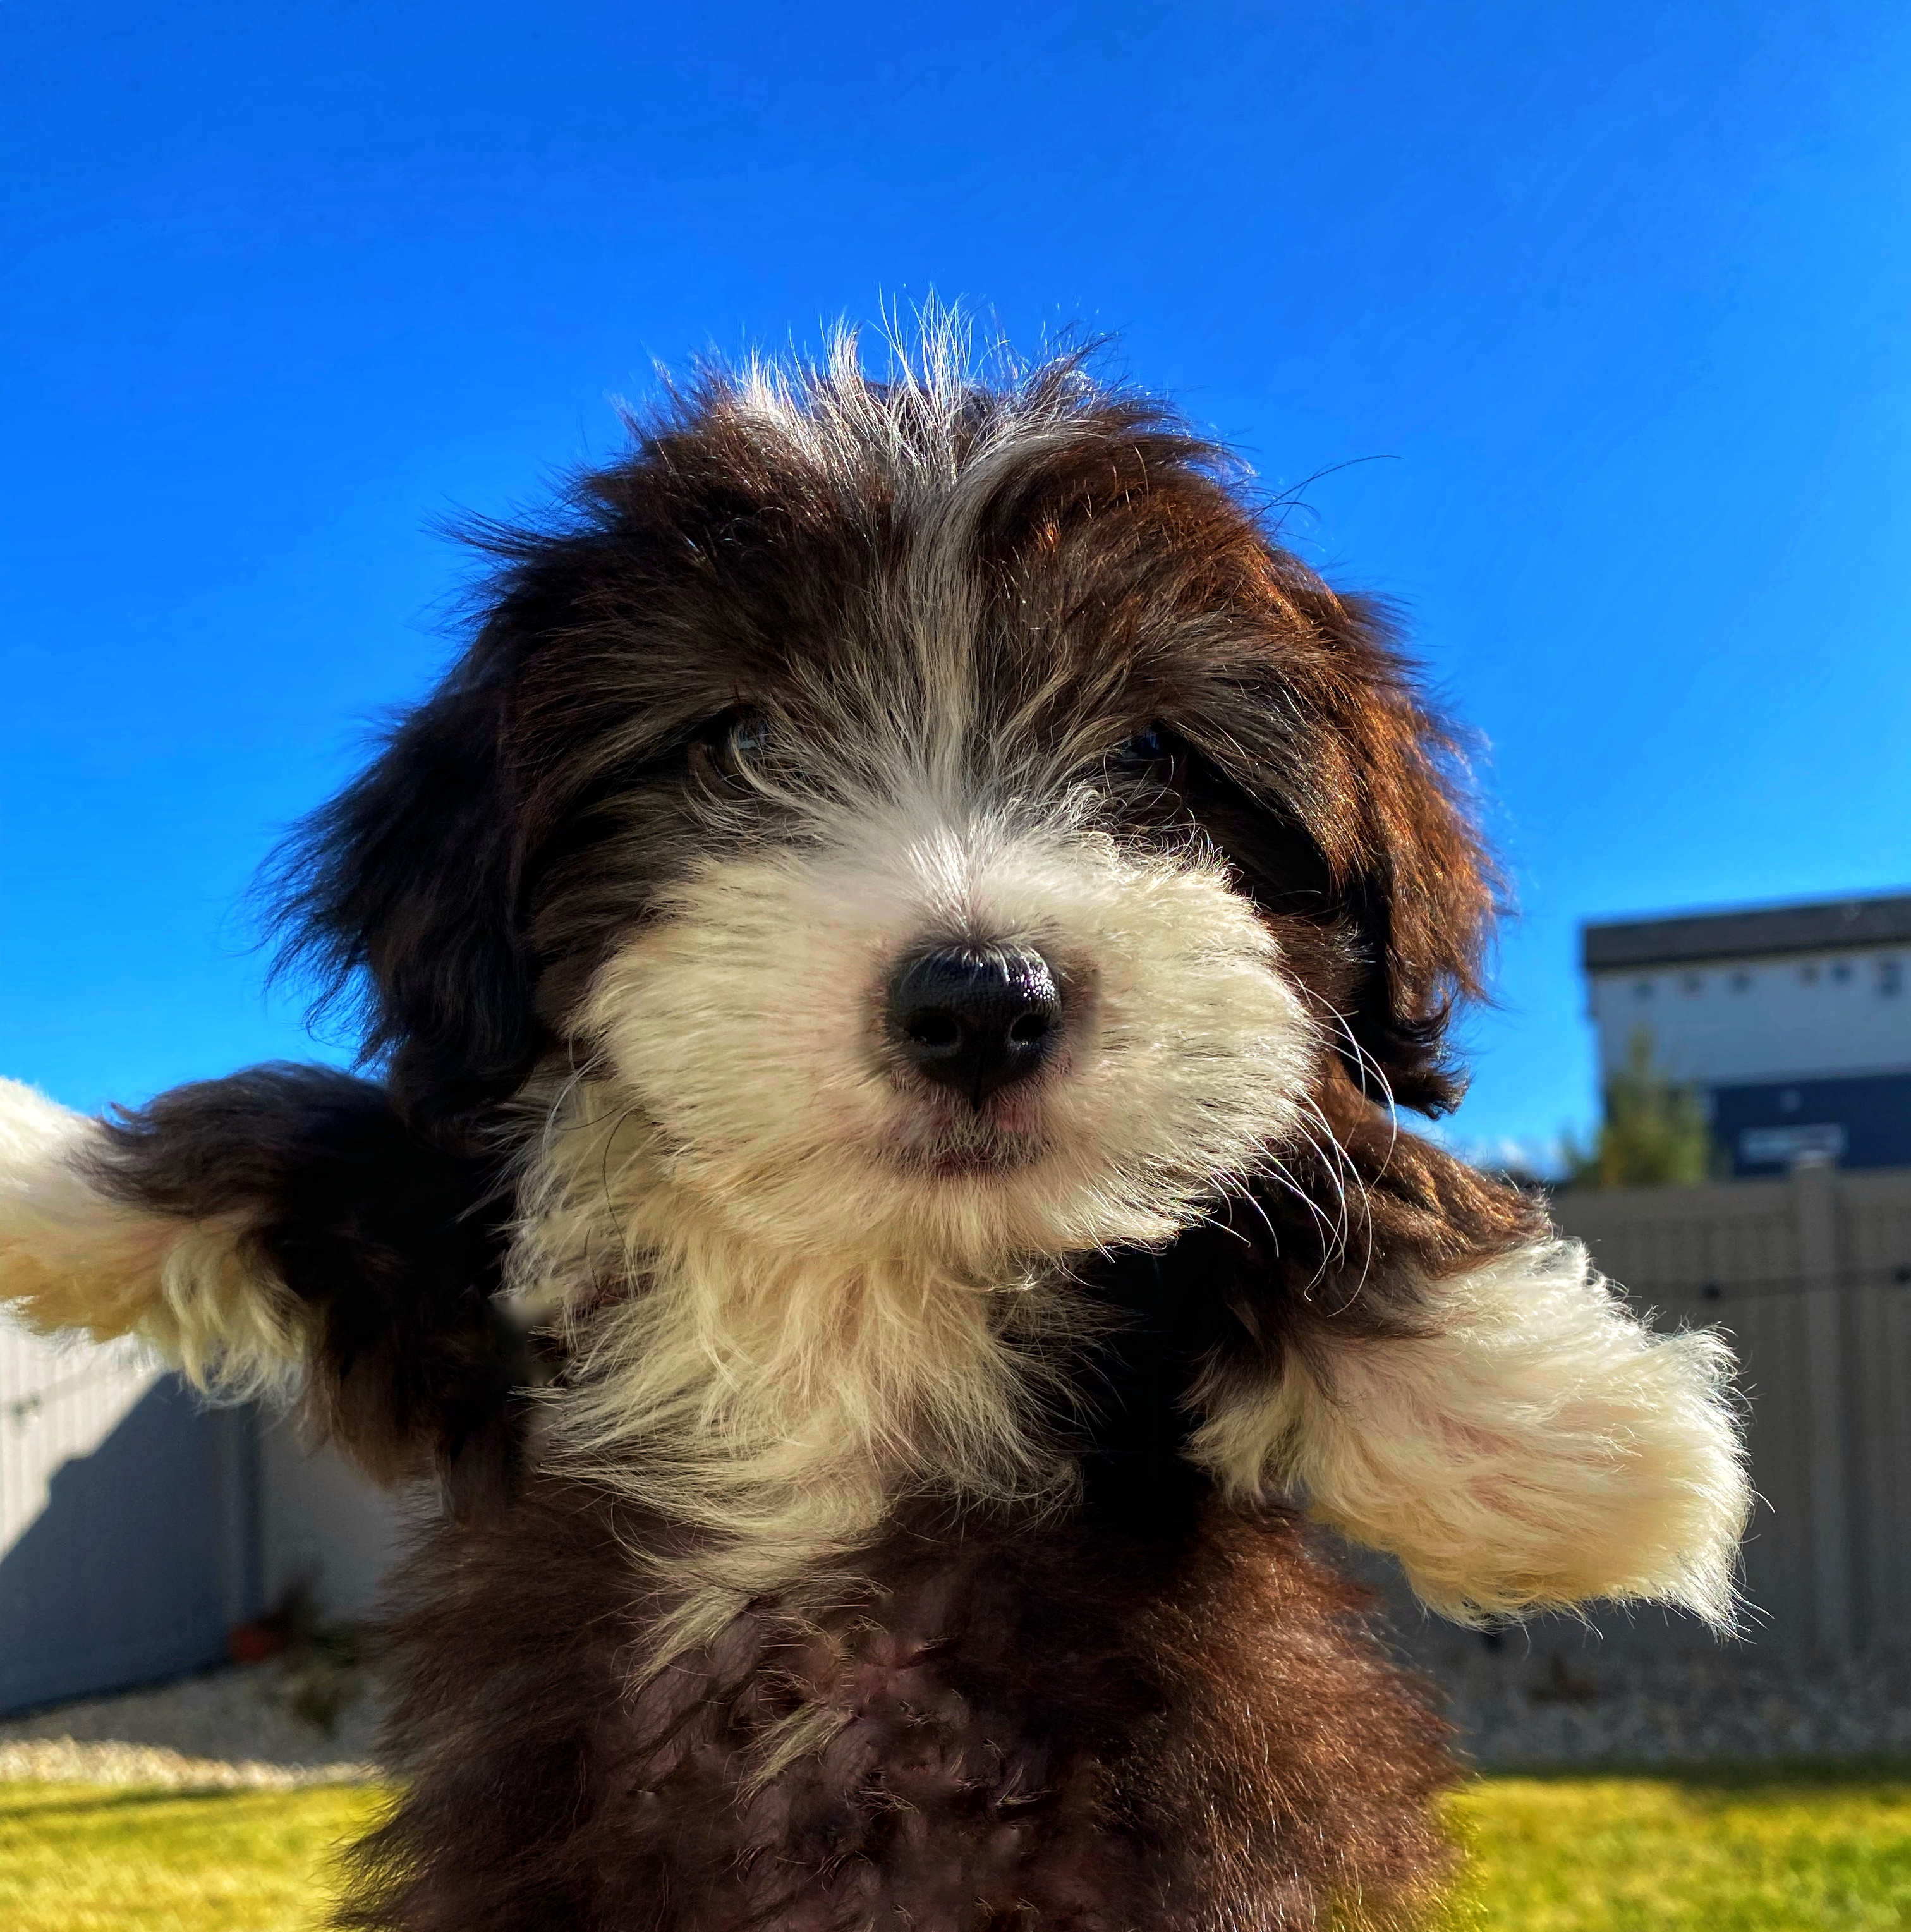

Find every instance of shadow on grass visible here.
[0,1783,365,1819]
[1474,1756,1911,1790]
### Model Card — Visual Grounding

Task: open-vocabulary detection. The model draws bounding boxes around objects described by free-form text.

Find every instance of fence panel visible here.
[1552,1165,1911,1653]
[0,1317,255,1713]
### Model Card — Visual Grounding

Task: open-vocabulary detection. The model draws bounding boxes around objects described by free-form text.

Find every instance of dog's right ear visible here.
[0,1069,530,1516]
[271,664,535,1126]
[1192,567,1494,1119]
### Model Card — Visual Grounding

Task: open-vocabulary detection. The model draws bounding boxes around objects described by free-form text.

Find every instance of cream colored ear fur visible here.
[0,1077,304,1397]
[1189,1236,1750,1628]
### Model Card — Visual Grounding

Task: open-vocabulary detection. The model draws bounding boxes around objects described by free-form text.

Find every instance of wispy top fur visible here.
[266,313,1493,1133]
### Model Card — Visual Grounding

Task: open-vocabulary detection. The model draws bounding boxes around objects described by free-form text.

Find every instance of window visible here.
[1800,962,1820,985]
[1634,979,1654,1001]
[1730,969,1752,992]
[1882,958,1904,998]
[1831,961,1852,984]
[1681,973,1703,995]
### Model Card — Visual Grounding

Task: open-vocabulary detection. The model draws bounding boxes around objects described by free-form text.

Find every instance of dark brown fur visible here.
[347,1481,1456,1932]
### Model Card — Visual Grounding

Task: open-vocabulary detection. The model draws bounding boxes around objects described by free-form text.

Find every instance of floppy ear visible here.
[0,1070,531,1516]
[1249,576,1495,1117]
[271,662,536,1126]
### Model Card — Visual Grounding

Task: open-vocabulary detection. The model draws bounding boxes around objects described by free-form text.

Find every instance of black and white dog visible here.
[1,331,1745,1929]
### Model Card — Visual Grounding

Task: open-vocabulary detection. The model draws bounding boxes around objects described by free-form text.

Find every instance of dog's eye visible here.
[1104,724,1193,817]
[1109,724,1182,775]
[693,707,774,781]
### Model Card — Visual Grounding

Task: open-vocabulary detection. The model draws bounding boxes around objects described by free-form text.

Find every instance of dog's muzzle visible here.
[887,942,1061,1108]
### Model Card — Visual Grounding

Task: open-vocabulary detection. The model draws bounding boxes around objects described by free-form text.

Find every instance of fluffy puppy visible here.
[0,329,1747,1931]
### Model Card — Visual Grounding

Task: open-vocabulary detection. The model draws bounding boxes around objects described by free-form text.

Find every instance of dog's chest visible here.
[363,1478,1453,1929]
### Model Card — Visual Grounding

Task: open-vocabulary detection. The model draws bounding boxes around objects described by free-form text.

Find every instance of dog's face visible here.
[285,346,1489,1275]
[581,758,1316,1268]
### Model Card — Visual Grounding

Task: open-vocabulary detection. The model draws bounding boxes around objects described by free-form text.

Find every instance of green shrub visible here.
[1563,1028,1720,1189]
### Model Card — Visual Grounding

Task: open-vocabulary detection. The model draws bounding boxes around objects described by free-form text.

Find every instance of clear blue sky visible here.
[5,1,1908,1163]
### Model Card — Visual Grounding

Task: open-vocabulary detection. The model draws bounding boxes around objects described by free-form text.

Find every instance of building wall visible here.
[1589,942,1911,1174]
[1710,1071,1911,1176]
[1588,944,1911,1086]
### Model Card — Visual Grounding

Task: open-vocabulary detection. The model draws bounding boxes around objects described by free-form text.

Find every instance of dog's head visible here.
[282,339,1489,1275]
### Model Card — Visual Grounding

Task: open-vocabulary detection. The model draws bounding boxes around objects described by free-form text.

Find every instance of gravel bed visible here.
[6,1622,1907,1787]
[0,1654,383,1786]
[0,1738,375,1790]
[1398,1624,1911,1768]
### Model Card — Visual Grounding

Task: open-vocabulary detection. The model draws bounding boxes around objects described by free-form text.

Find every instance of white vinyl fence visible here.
[1,1315,407,1713]
[0,1319,255,1711]
[6,1166,1907,1706]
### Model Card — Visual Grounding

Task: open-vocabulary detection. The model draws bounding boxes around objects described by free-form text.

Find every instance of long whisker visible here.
[1293,981,1401,1181]
[1246,1144,1346,1293]
[1294,1090,1376,1315]
[1285,1117,1354,1295]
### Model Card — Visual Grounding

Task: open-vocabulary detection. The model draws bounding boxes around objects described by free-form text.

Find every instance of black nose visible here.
[889,944,1062,1106]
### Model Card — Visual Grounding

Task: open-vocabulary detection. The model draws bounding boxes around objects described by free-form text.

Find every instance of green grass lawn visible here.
[1440,1763,1911,1931]
[0,1782,387,1931]
[3,1765,1908,1930]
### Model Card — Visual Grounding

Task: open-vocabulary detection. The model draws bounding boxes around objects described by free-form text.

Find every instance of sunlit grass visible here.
[3,1764,1908,1929]
[1440,1761,1911,1931]
[0,1782,386,1932]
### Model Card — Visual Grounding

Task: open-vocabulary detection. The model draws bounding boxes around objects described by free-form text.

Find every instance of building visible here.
[1583,891,1911,1176]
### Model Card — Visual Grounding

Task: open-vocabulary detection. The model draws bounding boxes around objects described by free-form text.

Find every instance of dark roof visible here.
[1584,893,1911,973]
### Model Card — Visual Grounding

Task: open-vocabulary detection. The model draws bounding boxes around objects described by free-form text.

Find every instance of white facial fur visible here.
[494,746,1320,1662]
[578,793,1318,1272]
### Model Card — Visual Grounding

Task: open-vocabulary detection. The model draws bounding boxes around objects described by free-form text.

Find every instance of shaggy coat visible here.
[0,332,1748,1930]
